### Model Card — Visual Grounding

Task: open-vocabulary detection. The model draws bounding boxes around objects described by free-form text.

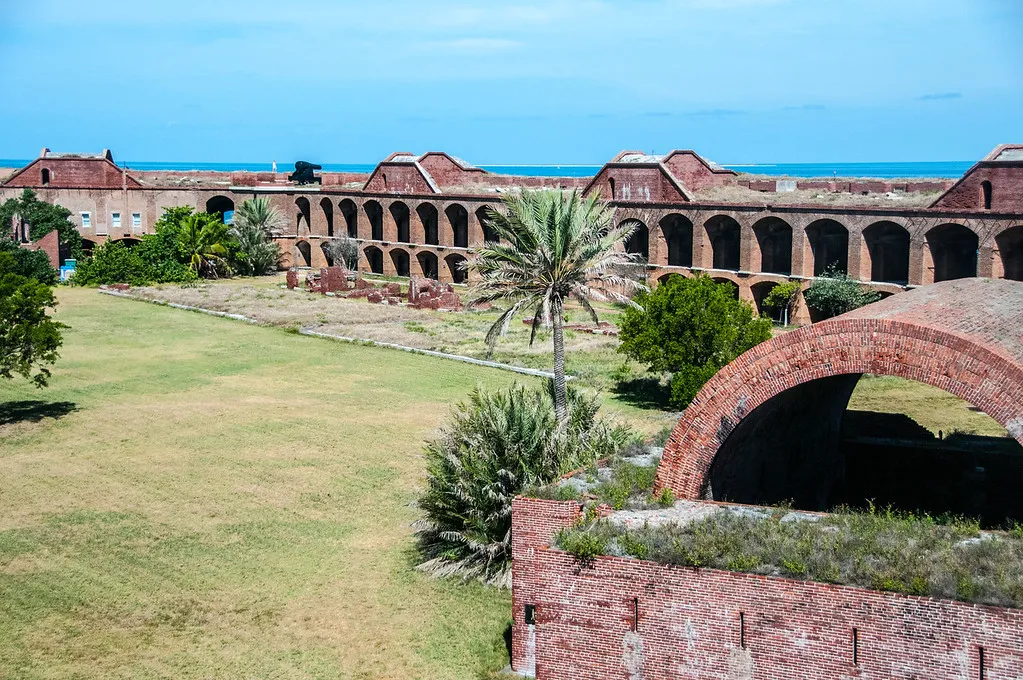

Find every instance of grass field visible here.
[1,282,1007,678]
[0,287,534,679]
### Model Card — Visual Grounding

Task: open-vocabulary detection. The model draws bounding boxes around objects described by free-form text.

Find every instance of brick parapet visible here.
[512,530,1023,680]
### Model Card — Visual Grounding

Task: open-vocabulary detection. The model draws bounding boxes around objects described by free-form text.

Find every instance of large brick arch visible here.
[655,278,1023,502]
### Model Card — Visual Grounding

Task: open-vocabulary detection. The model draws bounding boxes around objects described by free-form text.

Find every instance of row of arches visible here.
[623,215,1023,284]
[292,240,469,284]
[293,197,496,248]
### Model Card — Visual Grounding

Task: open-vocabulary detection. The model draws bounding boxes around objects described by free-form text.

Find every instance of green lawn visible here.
[1,288,523,679]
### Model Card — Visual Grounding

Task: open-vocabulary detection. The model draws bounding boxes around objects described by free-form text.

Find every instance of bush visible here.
[72,239,195,286]
[0,238,57,285]
[414,381,633,588]
[230,198,283,275]
[322,236,360,270]
[0,189,82,259]
[803,266,881,319]
[1,252,66,386]
[617,274,773,410]
[761,281,802,324]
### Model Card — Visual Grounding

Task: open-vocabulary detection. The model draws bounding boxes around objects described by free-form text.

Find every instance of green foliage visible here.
[0,188,82,259]
[617,274,773,409]
[178,213,236,278]
[654,487,675,507]
[558,529,608,565]
[230,198,282,276]
[0,238,58,285]
[322,236,360,271]
[761,281,802,322]
[466,190,647,422]
[0,252,66,386]
[556,506,1023,608]
[803,265,882,319]
[593,459,659,510]
[72,237,196,286]
[414,381,633,588]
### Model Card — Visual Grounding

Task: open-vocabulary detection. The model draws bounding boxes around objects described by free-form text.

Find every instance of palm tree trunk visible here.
[551,296,568,423]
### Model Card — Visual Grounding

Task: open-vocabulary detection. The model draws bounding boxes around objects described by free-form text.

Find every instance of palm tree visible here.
[179,213,232,278]
[467,190,647,422]
[232,196,286,237]
[230,198,283,275]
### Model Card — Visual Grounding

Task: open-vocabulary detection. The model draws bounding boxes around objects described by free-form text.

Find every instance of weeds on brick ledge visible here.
[556,506,1023,608]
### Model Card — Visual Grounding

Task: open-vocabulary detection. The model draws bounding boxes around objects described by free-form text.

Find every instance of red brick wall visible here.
[5,158,140,189]
[663,151,735,190]
[25,229,61,268]
[932,164,1023,212]
[510,502,1023,680]
[655,279,1023,500]
[587,166,689,203]
[363,164,437,194]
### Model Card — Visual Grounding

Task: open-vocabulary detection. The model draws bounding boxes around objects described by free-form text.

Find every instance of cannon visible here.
[288,161,322,185]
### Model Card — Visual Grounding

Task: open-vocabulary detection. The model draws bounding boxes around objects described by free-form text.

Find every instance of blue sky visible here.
[1,0,1020,165]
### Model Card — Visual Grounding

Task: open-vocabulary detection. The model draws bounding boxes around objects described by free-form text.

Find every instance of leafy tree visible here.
[322,236,360,271]
[761,281,802,326]
[414,381,632,588]
[177,212,235,278]
[0,251,65,387]
[803,265,882,320]
[0,189,82,259]
[0,238,58,285]
[72,238,195,286]
[618,274,773,410]
[466,190,646,422]
[230,198,283,275]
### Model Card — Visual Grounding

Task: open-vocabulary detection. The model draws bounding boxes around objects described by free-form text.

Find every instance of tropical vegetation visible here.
[466,189,646,421]
[230,197,284,275]
[617,274,773,409]
[0,248,65,386]
[803,265,882,319]
[0,188,83,259]
[0,237,58,285]
[414,381,633,588]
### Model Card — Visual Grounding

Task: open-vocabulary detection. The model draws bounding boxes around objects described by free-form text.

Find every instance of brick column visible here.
[410,206,426,244]
[739,222,756,272]
[383,203,398,242]
[309,239,329,268]
[913,238,932,285]
[792,226,812,278]
[977,245,994,278]
[847,232,866,281]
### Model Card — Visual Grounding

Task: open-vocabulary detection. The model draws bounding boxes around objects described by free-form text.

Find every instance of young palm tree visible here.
[468,189,647,422]
[232,196,286,237]
[230,198,283,275]
[179,213,232,278]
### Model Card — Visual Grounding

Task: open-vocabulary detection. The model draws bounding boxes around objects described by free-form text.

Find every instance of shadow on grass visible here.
[0,400,78,426]
[611,377,673,411]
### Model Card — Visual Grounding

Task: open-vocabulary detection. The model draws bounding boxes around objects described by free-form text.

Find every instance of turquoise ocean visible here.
[0,159,974,179]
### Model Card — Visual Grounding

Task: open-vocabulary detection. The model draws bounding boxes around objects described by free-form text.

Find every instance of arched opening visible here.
[114,237,141,248]
[418,204,439,245]
[806,219,849,275]
[752,217,792,275]
[996,226,1023,281]
[390,249,411,277]
[712,277,740,300]
[704,216,741,271]
[659,214,693,267]
[80,238,96,255]
[320,198,334,237]
[320,242,334,267]
[41,168,50,185]
[657,272,685,286]
[206,195,235,223]
[927,223,978,282]
[621,219,649,261]
[339,199,358,238]
[417,251,439,280]
[445,253,468,284]
[390,201,411,243]
[750,281,781,320]
[364,245,384,274]
[981,180,993,210]
[863,221,910,285]
[608,177,616,200]
[365,200,384,241]
[295,197,311,234]
[446,204,469,248]
[295,240,312,268]
[478,206,499,243]
[656,284,1023,527]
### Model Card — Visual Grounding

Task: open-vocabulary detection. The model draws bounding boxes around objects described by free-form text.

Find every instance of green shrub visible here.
[559,529,608,565]
[414,381,632,588]
[761,281,802,324]
[617,274,772,409]
[73,239,195,286]
[0,189,82,259]
[0,238,57,285]
[803,265,881,319]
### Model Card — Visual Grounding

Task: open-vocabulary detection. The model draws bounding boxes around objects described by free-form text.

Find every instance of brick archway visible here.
[655,278,1023,502]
